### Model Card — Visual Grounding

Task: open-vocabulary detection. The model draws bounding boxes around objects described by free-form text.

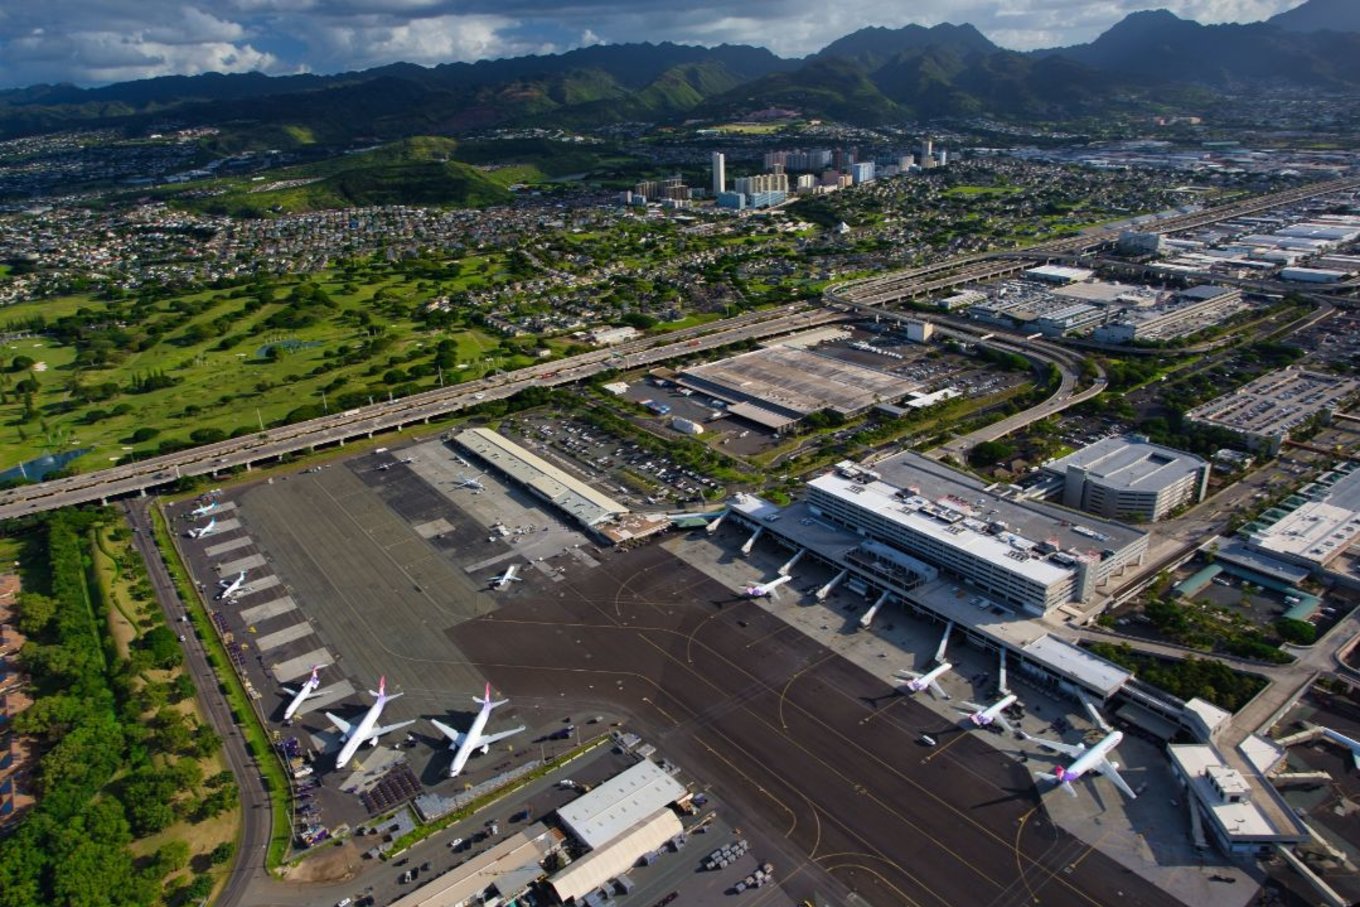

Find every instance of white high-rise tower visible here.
[711,151,726,195]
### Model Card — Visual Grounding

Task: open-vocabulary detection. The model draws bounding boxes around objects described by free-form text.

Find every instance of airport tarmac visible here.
[450,539,1187,907]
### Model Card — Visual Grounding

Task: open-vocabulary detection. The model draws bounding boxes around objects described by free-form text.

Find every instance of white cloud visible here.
[0,0,1311,86]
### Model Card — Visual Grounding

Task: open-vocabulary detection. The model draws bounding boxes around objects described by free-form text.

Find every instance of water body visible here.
[0,448,90,484]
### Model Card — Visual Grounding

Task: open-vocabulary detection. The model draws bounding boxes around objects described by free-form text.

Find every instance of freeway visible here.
[0,303,844,520]
[830,176,1360,308]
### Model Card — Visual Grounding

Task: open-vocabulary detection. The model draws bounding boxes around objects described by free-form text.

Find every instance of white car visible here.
[449,837,464,849]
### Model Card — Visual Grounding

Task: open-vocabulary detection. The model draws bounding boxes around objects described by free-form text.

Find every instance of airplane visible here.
[958,694,1018,734]
[281,665,326,721]
[430,682,526,778]
[743,575,793,599]
[187,517,218,539]
[190,501,221,518]
[326,677,416,770]
[216,571,247,601]
[454,473,485,492]
[895,661,952,699]
[490,564,522,591]
[1027,700,1136,800]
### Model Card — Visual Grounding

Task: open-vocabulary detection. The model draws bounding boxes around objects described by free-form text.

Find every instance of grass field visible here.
[0,266,517,473]
[944,185,1022,198]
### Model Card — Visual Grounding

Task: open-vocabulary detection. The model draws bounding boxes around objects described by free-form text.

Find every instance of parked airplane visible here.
[282,665,326,722]
[326,677,416,770]
[190,501,221,518]
[187,517,218,539]
[454,473,485,492]
[1028,700,1135,800]
[431,683,526,778]
[216,571,247,601]
[958,694,1018,733]
[743,575,793,599]
[490,564,522,591]
[895,661,952,699]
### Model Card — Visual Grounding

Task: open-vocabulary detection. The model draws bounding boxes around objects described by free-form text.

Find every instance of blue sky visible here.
[0,0,1302,89]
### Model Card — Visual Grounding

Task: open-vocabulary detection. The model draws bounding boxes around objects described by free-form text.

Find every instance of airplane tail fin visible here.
[474,682,508,709]
[1035,772,1079,798]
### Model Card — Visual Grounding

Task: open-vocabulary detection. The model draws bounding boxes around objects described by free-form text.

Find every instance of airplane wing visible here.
[1028,735,1086,759]
[281,686,298,696]
[927,679,949,700]
[430,719,464,747]
[325,712,353,737]
[477,725,526,749]
[992,714,1015,735]
[369,719,416,740]
[1096,760,1137,800]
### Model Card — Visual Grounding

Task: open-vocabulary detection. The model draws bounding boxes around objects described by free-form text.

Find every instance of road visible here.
[122,500,274,907]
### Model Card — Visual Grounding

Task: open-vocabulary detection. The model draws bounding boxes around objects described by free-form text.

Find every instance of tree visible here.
[969,440,1015,468]
[209,841,235,865]
[1275,618,1316,645]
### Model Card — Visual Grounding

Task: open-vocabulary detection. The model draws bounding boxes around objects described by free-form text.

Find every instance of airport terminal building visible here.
[803,454,1148,616]
[1040,436,1210,522]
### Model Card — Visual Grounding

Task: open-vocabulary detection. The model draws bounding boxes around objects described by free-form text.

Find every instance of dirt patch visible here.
[279,840,365,883]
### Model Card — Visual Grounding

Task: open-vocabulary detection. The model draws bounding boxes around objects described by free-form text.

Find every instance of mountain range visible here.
[0,0,1354,143]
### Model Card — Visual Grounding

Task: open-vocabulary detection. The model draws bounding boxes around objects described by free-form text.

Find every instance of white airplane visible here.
[743,575,793,599]
[187,517,218,539]
[490,564,522,591]
[281,665,326,721]
[431,682,526,778]
[190,501,221,518]
[216,571,247,601]
[454,473,485,492]
[1028,700,1136,800]
[895,661,952,699]
[326,677,416,770]
[958,694,1018,734]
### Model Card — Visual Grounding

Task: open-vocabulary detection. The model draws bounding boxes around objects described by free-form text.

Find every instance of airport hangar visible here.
[388,758,690,907]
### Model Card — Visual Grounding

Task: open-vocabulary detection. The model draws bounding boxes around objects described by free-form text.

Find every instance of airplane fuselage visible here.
[336,698,388,769]
[449,701,495,777]
[1056,731,1122,784]
[906,662,952,692]
[971,694,1017,726]
[283,675,321,721]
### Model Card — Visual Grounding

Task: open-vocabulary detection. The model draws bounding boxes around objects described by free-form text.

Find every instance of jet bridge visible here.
[778,548,806,576]
[741,526,764,556]
[859,590,892,630]
[816,569,848,602]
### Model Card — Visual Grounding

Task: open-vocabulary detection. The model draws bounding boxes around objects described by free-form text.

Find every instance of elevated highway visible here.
[0,304,845,520]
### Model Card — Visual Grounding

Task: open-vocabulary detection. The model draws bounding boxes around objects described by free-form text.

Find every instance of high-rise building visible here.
[711,152,726,196]
[919,137,933,166]
[733,172,789,196]
[851,161,876,185]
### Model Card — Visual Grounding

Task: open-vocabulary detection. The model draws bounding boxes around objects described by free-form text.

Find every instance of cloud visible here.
[0,0,1307,87]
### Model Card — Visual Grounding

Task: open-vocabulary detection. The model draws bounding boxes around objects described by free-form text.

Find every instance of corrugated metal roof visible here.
[387,823,557,907]
[557,759,686,850]
[549,810,683,903]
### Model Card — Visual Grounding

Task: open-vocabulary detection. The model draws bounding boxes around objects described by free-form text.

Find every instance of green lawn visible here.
[0,268,514,472]
[943,185,1021,198]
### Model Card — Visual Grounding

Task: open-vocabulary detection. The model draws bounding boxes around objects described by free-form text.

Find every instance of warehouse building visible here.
[387,823,561,907]
[1244,460,1360,572]
[802,454,1147,615]
[549,759,689,903]
[677,346,915,430]
[1041,436,1210,522]
[1091,285,1245,344]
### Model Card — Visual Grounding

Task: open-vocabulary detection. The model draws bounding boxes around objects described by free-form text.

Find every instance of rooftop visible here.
[1168,745,1306,843]
[555,759,687,851]
[455,428,628,529]
[679,346,915,418]
[873,452,1146,557]
[1043,436,1207,493]
[386,822,558,907]
[1186,368,1360,438]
